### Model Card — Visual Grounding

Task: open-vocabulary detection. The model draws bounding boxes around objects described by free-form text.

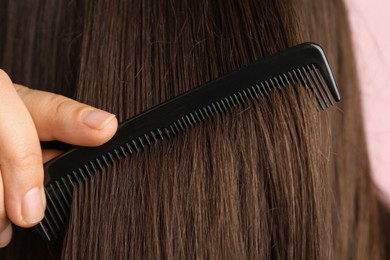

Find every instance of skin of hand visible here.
[0,69,118,247]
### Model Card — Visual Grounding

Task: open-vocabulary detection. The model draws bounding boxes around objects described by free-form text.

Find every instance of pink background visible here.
[345,0,390,202]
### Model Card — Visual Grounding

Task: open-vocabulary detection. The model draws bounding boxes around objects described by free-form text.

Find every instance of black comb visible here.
[35,42,340,241]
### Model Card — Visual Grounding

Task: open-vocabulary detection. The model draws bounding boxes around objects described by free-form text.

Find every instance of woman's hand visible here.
[0,69,118,247]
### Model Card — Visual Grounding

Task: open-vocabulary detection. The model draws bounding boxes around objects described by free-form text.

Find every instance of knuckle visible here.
[8,150,42,172]
[48,94,78,118]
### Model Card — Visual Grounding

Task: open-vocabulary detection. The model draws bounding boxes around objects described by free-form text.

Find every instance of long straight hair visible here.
[0,0,388,259]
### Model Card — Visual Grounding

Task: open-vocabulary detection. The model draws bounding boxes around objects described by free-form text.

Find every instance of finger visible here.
[14,84,118,146]
[42,149,63,163]
[0,223,12,248]
[0,69,45,227]
[0,173,12,248]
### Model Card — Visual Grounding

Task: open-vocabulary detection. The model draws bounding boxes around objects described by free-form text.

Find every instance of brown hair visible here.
[0,0,389,259]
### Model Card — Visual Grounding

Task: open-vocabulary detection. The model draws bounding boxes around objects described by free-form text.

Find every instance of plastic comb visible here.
[35,42,340,241]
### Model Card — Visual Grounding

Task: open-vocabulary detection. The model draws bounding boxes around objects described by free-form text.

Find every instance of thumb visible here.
[14,84,118,146]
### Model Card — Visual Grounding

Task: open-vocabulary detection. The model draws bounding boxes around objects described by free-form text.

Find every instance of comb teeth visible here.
[36,65,333,241]
[37,179,73,240]
[36,43,341,241]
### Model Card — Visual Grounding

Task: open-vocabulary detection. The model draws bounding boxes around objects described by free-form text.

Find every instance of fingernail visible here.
[0,223,12,248]
[22,188,45,224]
[83,109,116,130]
